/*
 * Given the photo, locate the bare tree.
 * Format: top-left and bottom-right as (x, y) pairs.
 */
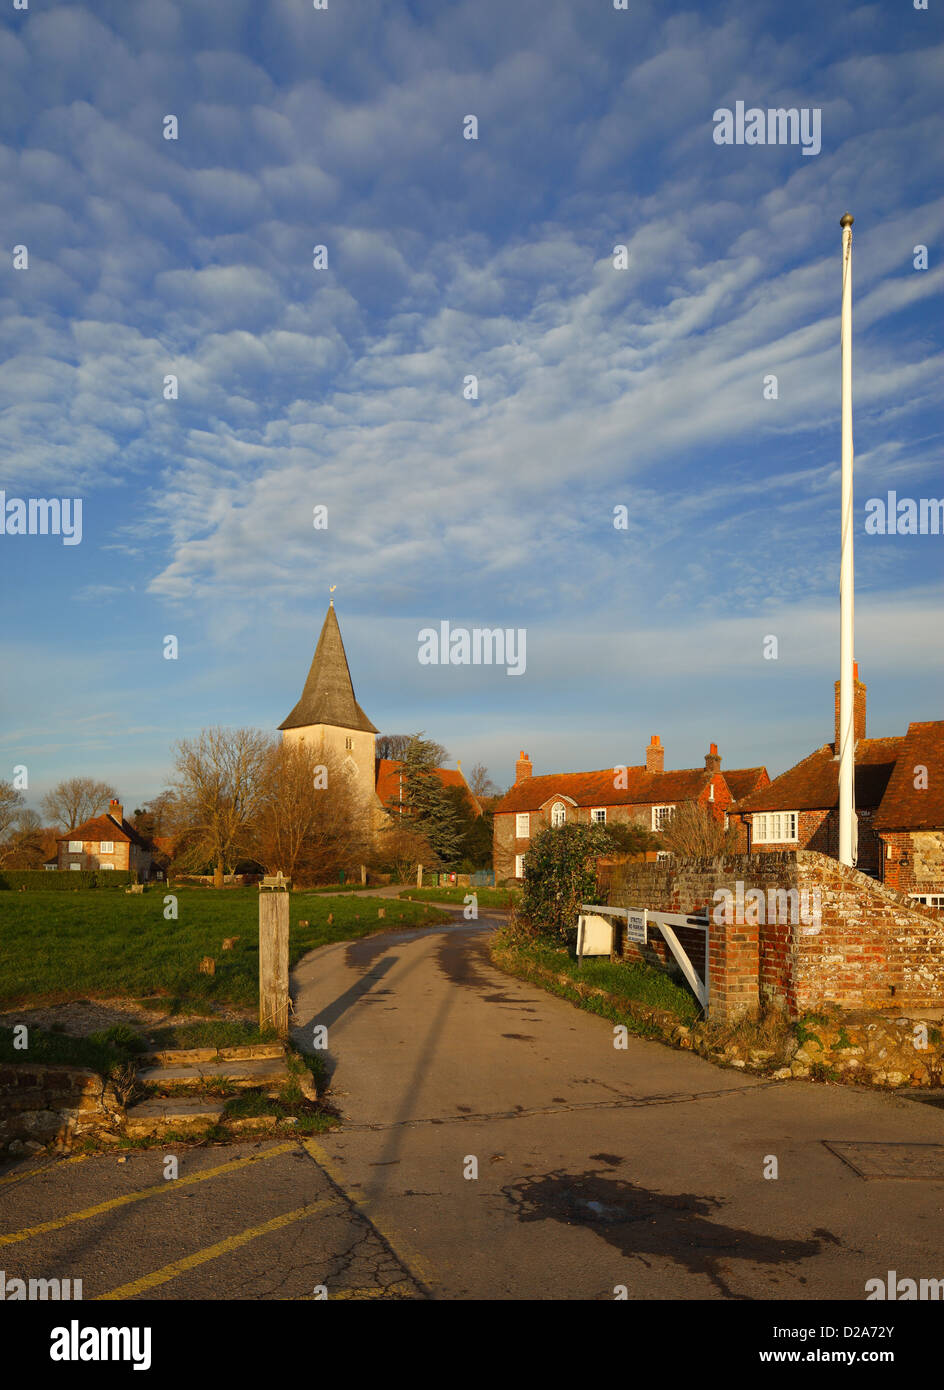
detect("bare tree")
(656, 801), (741, 858)
(250, 742), (368, 883)
(40, 777), (117, 830)
(468, 762), (499, 799)
(373, 821), (434, 884)
(0, 779), (24, 845)
(171, 728), (272, 886)
(377, 732), (448, 766)
(0, 809), (48, 869)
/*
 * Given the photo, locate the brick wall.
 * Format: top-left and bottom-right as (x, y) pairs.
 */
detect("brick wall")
(606, 850), (944, 1020)
(881, 830), (944, 898)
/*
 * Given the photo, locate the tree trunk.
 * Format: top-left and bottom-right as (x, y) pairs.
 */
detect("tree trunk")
(213, 859), (224, 889)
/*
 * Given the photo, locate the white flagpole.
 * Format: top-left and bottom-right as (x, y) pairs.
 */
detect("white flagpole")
(838, 212), (857, 867)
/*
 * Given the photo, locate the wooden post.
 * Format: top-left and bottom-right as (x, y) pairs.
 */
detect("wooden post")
(259, 880), (290, 1038)
(360, 863), (367, 885)
(416, 863), (423, 888)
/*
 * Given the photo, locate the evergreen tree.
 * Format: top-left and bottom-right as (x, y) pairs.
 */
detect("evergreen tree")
(386, 734), (463, 867)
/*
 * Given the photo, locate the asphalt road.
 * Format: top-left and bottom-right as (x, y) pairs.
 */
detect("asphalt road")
(3, 914), (944, 1301)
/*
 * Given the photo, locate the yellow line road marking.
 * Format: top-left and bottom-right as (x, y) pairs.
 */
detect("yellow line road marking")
(97, 1197), (339, 1300)
(0, 1141), (296, 1249)
(301, 1137), (436, 1291)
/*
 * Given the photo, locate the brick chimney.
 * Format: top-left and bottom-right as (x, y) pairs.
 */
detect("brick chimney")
(704, 742), (721, 775)
(645, 735), (664, 775)
(834, 663), (866, 751)
(108, 799), (123, 825)
(515, 751), (532, 783)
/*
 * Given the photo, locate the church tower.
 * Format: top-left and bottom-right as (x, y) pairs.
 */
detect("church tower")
(278, 603), (378, 811)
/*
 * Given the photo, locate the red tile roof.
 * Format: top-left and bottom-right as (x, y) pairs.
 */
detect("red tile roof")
(374, 760), (481, 815)
(496, 765), (765, 814)
(723, 767), (769, 800)
(734, 737), (904, 814)
(874, 721), (944, 830)
(56, 813), (151, 849)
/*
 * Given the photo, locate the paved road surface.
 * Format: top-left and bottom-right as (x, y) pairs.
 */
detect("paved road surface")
(3, 914), (944, 1300)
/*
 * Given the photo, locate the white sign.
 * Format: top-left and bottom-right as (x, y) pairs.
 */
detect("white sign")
(576, 914), (613, 958)
(625, 910), (647, 944)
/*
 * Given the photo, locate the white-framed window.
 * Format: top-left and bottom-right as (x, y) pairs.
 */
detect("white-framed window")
(724, 812), (730, 830)
(911, 894), (944, 909)
(68, 840), (82, 852)
(99, 841), (114, 855)
(709, 784), (715, 801)
(590, 808), (606, 824)
(752, 812), (799, 844)
(101, 863), (115, 870)
(656, 850), (672, 862)
(69, 863), (81, 871)
(551, 802), (566, 828)
(515, 854), (526, 878)
(652, 805), (675, 831)
(515, 813), (530, 838)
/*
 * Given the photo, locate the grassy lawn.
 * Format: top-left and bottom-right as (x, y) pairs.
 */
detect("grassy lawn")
(490, 930), (699, 1028)
(0, 887), (449, 1010)
(399, 885), (520, 909)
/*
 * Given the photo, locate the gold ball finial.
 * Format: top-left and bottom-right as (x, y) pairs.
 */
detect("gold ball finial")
(840, 213), (854, 228)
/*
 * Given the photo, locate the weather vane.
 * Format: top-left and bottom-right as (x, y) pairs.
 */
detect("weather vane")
(329, 584), (336, 606)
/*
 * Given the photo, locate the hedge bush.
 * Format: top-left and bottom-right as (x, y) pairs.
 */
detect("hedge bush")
(0, 869), (138, 891)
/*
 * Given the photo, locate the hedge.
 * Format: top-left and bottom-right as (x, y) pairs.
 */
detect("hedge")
(0, 869), (138, 891)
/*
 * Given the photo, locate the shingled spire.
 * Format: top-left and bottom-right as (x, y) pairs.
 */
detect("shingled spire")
(279, 605), (378, 734)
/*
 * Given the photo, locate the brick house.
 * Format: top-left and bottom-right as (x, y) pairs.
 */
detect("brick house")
(493, 738), (769, 882)
(56, 799), (154, 879)
(733, 675), (944, 905)
(873, 721), (944, 908)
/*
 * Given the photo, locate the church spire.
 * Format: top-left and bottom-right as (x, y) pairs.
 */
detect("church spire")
(278, 605), (378, 734)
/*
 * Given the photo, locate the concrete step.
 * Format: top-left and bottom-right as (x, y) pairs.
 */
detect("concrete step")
(124, 1097), (225, 1138)
(141, 1043), (285, 1067)
(137, 1057), (290, 1090)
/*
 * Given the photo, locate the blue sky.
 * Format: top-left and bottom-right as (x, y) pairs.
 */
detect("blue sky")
(1, 0), (941, 812)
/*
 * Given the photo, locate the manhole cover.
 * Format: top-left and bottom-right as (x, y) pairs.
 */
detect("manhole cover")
(824, 1141), (944, 1180)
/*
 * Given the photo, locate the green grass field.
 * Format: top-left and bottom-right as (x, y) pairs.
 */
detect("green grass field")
(398, 885), (520, 909)
(0, 888), (450, 1009)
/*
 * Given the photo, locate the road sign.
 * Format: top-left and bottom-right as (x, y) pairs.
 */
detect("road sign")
(625, 909), (647, 944)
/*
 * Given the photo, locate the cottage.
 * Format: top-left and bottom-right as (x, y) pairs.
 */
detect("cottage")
(55, 800), (153, 878)
(493, 738), (769, 882)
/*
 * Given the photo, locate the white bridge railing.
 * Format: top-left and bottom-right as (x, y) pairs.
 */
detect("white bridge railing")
(577, 903), (709, 1010)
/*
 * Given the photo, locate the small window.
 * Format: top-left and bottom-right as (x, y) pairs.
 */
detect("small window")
(551, 802), (566, 828)
(911, 894), (944, 909)
(515, 854), (526, 878)
(99, 841), (114, 855)
(101, 863), (115, 870)
(591, 808), (606, 824)
(68, 840), (82, 852)
(69, 863), (81, 871)
(657, 850), (672, 862)
(652, 805), (675, 831)
(345, 737), (353, 750)
(515, 813), (530, 838)
(753, 812), (799, 844)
